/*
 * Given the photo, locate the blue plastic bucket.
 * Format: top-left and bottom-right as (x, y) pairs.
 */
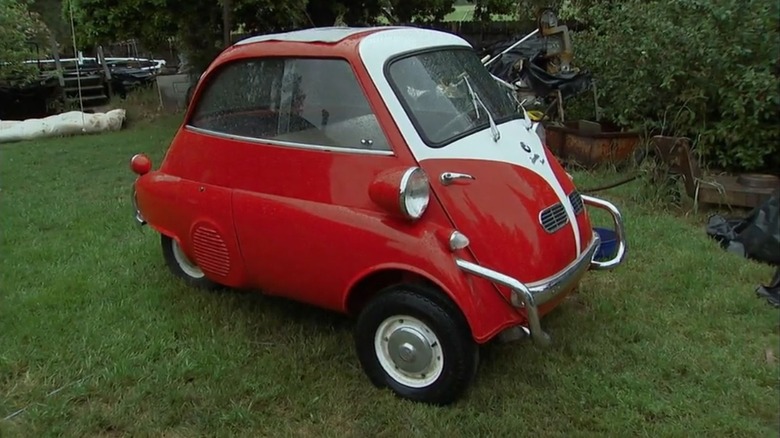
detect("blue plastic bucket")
(594, 227), (618, 261)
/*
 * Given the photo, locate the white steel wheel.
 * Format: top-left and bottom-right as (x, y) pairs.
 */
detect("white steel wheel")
(160, 234), (220, 290)
(354, 285), (479, 405)
(374, 314), (444, 388)
(171, 239), (205, 279)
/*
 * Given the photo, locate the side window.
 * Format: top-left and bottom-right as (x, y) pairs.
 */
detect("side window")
(189, 57), (390, 151)
(189, 59), (283, 139)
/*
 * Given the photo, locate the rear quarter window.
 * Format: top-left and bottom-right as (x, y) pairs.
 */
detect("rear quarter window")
(188, 57), (391, 152)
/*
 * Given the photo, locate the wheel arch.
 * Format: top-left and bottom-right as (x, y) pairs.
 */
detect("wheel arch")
(344, 264), (476, 337)
(146, 217), (247, 288)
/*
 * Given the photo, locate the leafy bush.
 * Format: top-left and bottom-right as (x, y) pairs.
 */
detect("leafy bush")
(0, 0), (47, 84)
(567, 0), (780, 171)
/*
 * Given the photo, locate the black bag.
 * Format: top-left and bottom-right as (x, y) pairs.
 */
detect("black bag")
(756, 268), (780, 307)
(706, 188), (780, 266)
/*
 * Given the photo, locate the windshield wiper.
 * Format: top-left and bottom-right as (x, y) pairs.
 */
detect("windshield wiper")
(462, 75), (500, 142)
(461, 75), (480, 118)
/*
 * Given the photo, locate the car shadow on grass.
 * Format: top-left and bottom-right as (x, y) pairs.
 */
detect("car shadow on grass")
(203, 285), (354, 331)
(173, 277), (617, 396)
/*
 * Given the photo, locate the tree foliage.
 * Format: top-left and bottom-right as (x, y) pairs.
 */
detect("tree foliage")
(66, 0), (316, 71)
(0, 0), (50, 83)
(67, 0), (349, 72)
(387, 0), (454, 24)
(68, 0), (521, 74)
(473, 0), (515, 22)
(30, 0), (70, 43)
(567, 0), (780, 171)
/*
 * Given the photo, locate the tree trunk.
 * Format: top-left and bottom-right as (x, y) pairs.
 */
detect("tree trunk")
(222, 0), (232, 47)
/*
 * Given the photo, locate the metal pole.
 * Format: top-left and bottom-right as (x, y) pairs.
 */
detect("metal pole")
(483, 28), (540, 67)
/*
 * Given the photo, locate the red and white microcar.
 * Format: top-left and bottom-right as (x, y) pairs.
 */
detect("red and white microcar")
(130, 26), (626, 405)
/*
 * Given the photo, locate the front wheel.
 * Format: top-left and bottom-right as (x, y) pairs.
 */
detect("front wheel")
(354, 285), (479, 405)
(160, 234), (220, 290)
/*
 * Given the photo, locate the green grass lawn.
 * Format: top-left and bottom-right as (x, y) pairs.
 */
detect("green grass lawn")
(1, 114), (778, 436)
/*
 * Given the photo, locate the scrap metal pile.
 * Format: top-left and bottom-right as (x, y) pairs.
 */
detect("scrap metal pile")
(479, 8), (594, 122)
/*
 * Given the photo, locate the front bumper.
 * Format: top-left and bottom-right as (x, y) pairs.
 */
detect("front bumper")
(455, 194), (626, 346)
(131, 185), (146, 227)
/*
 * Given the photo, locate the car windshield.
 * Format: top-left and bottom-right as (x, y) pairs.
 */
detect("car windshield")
(386, 47), (520, 147)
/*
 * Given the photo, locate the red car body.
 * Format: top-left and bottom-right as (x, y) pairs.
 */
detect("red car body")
(130, 26), (626, 404)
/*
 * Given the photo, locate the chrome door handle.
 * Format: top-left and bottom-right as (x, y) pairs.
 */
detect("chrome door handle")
(440, 172), (476, 185)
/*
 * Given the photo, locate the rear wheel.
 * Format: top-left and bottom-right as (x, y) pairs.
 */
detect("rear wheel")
(354, 285), (478, 405)
(160, 234), (219, 290)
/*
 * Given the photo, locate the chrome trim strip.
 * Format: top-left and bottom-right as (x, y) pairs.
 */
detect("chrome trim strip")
(582, 195), (627, 270)
(398, 167), (416, 218)
(454, 232), (601, 347)
(184, 125), (396, 156)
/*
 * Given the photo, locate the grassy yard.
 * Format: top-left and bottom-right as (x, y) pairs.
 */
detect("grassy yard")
(441, 5), (516, 23)
(1, 114), (778, 437)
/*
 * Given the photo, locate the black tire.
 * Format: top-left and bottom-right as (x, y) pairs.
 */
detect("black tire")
(354, 284), (479, 405)
(160, 234), (220, 290)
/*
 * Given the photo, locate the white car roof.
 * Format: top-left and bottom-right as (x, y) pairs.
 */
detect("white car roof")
(233, 26), (473, 67)
(233, 26), (394, 46)
(233, 26), (471, 50)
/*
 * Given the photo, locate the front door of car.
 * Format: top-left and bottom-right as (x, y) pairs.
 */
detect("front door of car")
(369, 47), (589, 285)
(186, 56), (401, 310)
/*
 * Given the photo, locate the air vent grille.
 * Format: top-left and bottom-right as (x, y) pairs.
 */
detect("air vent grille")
(539, 202), (569, 233)
(569, 190), (584, 214)
(192, 226), (231, 278)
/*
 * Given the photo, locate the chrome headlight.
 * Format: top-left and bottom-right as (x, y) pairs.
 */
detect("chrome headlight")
(399, 167), (430, 220)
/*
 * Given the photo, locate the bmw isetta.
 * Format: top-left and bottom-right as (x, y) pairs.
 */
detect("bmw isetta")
(129, 26), (626, 405)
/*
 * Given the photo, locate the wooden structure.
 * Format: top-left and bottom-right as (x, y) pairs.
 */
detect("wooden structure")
(650, 135), (779, 210)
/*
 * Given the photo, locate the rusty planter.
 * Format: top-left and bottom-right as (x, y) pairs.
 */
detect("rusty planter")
(544, 120), (640, 168)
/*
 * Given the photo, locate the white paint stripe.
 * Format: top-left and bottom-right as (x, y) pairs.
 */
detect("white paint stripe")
(358, 29), (582, 254)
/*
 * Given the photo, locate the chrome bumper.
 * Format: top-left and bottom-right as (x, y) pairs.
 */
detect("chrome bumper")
(455, 195), (626, 346)
(583, 194), (626, 270)
(131, 185), (146, 227)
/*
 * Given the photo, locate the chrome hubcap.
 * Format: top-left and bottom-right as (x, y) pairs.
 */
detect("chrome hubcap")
(387, 327), (433, 374)
(374, 315), (443, 388)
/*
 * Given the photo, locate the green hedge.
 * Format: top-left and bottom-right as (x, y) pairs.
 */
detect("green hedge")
(567, 0), (780, 171)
